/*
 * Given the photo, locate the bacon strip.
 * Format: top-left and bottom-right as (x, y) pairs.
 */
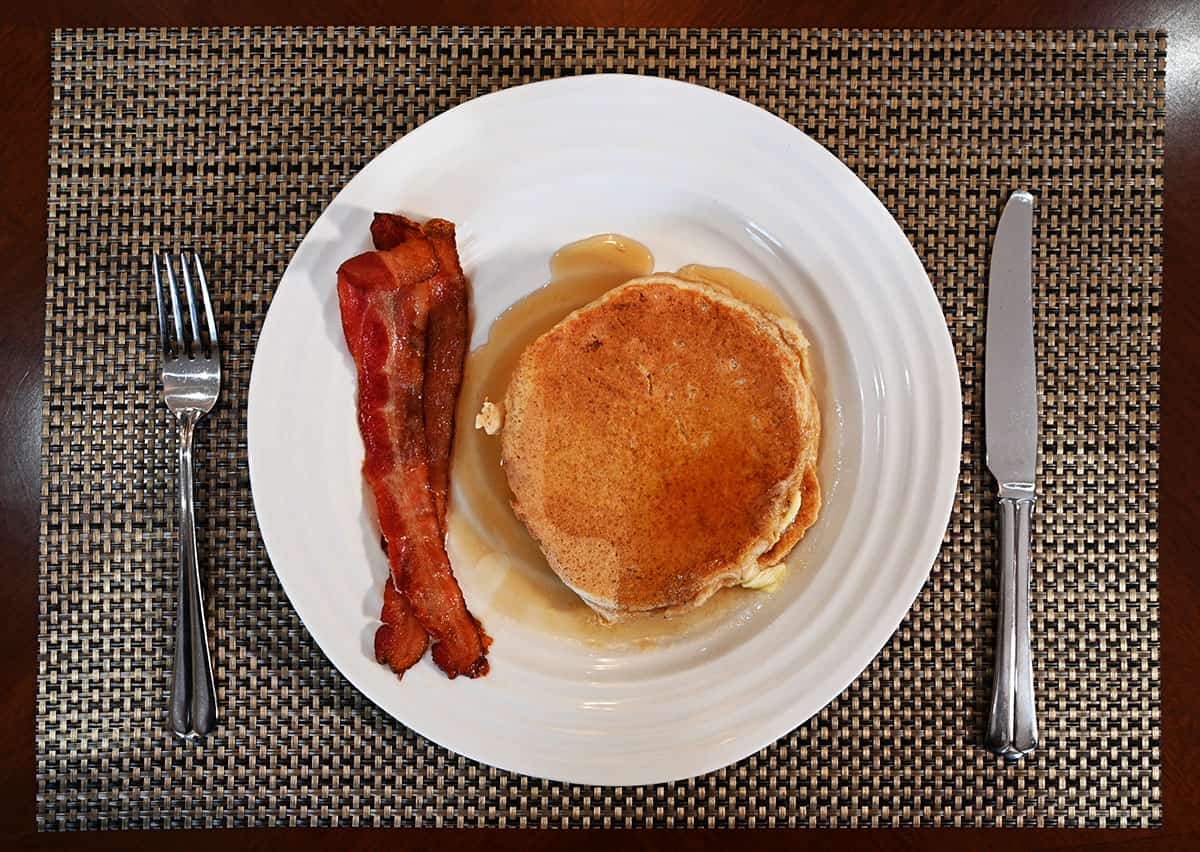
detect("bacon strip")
(337, 218), (488, 679)
(373, 548), (432, 674)
(370, 210), (423, 252)
(365, 215), (470, 675)
(338, 249), (432, 676)
(357, 215), (435, 676)
(372, 214), (468, 528)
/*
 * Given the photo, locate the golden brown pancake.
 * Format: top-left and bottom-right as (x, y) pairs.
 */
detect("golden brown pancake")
(671, 266), (823, 567)
(500, 274), (821, 620)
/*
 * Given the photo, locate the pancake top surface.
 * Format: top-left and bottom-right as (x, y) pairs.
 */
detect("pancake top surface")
(501, 275), (818, 616)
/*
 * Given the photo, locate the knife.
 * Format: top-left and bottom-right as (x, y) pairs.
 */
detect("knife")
(984, 190), (1039, 760)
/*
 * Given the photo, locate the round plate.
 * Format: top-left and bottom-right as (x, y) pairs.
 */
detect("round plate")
(247, 75), (961, 785)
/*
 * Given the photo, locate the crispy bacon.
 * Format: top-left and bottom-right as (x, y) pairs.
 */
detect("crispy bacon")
(370, 210), (423, 252)
(373, 552), (431, 675)
(337, 216), (488, 679)
(364, 215), (470, 674)
(372, 214), (468, 527)
(338, 254), (431, 676)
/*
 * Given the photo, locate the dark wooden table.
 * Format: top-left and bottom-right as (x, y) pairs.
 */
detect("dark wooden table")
(2, 2), (1197, 849)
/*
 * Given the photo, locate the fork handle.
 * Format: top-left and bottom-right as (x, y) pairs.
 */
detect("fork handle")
(985, 486), (1038, 759)
(170, 411), (218, 738)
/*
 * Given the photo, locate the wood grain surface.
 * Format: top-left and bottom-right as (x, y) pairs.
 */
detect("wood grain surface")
(2, 2), (1197, 849)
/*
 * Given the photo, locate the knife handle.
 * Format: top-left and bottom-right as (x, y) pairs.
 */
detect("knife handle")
(985, 486), (1038, 760)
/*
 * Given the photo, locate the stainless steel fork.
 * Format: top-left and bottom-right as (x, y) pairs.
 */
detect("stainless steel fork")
(152, 249), (221, 738)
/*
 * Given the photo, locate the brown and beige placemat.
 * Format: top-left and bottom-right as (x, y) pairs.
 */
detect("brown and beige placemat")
(38, 27), (1163, 829)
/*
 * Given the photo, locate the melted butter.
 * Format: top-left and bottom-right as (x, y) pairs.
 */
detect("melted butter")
(740, 562), (788, 591)
(447, 235), (796, 648)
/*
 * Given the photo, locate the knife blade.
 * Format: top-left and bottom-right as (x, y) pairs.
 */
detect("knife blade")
(985, 190), (1038, 489)
(984, 189), (1039, 760)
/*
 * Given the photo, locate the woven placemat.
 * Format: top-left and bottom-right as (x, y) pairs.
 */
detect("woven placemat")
(38, 26), (1163, 829)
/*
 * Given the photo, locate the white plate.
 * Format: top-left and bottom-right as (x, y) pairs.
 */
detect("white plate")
(247, 75), (961, 785)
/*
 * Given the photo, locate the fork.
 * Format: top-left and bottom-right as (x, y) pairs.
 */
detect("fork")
(152, 249), (221, 738)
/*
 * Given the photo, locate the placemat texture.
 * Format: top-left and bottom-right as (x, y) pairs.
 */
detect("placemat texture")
(39, 27), (1163, 829)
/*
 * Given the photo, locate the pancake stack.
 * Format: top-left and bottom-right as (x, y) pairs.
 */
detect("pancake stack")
(501, 273), (821, 620)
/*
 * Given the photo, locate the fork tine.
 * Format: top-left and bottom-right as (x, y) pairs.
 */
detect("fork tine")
(179, 248), (205, 357)
(162, 252), (186, 356)
(151, 253), (170, 357)
(191, 252), (219, 356)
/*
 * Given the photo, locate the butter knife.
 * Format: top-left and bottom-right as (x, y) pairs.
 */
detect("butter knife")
(984, 190), (1039, 760)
